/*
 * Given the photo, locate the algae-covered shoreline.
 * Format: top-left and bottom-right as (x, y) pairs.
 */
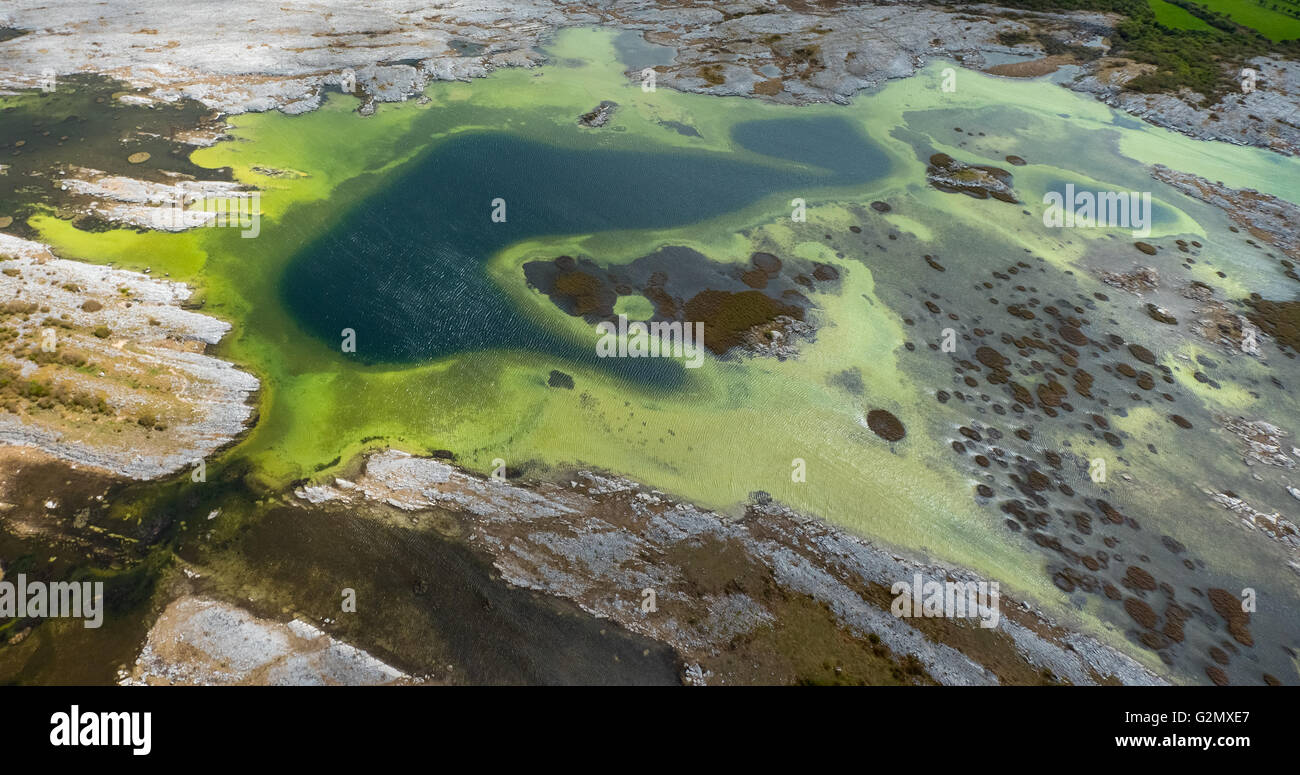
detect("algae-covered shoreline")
(2, 23), (1299, 686)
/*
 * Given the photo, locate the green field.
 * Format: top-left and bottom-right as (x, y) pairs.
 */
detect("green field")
(1147, 0), (1214, 30)
(1189, 0), (1300, 41)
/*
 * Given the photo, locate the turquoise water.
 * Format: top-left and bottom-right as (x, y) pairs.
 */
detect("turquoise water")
(280, 116), (890, 375)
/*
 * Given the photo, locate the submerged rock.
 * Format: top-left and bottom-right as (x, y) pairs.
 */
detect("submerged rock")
(866, 408), (906, 442)
(547, 369), (575, 389)
(578, 100), (618, 128)
(1101, 266), (1158, 295)
(925, 153), (1018, 203)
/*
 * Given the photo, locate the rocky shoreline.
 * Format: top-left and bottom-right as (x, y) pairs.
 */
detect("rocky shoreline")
(295, 449), (1165, 685)
(2, 2), (1298, 156)
(1073, 55), (1300, 157)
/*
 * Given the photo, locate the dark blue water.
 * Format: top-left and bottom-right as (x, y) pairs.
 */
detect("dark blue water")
(280, 116), (889, 381)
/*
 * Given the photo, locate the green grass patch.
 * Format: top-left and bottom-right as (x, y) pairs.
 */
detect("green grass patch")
(1148, 0), (1214, 30)
(1187, 0), (1300, 41)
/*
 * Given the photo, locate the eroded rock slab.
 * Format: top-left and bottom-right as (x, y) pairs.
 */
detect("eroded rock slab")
(59, 167), (258, 233)
(121, 596), (415, 685)
(0, 234), (258, 479)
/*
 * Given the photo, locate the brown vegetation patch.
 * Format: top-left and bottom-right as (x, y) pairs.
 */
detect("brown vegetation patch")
(683, 289), (803, 355)
(1245, 296), (1300, 352)
(866, 409), (905, 442)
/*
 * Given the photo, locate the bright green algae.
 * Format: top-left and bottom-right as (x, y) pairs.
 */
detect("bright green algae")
(20, 28), (1300, 682)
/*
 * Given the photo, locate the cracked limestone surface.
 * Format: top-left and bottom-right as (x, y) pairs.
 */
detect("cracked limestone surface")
(121, 596), (417, 686)
(298, 450), (1166, 686)
(5, 1), (1294, 154)
(0, 234), (259, 479)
